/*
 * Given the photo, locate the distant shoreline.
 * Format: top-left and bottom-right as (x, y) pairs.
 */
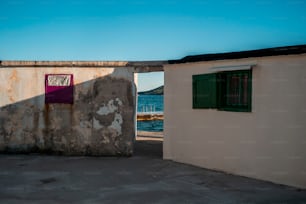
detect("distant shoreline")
(138, 85), (164, 95)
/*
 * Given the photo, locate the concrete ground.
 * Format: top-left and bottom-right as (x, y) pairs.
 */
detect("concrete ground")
(0, 134), (306, 204)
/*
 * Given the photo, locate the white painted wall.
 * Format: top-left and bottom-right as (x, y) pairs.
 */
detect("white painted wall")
(164, 54), (306, 188)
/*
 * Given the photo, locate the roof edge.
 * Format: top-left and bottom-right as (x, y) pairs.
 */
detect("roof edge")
(0, 61), (129, 67)
(168, 44), (306, 64)
(0, 60), (168, 68)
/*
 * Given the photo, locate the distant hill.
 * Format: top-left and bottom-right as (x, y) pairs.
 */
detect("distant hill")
(138, 85), (164, 95)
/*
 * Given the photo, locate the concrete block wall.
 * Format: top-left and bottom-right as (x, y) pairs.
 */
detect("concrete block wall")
(0, 67), (136, 156)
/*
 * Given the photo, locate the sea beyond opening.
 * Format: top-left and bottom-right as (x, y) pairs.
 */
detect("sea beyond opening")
(137, 94), (163, 132)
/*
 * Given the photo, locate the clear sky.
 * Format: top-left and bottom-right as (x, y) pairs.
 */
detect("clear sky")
(1, 0), (306, 91)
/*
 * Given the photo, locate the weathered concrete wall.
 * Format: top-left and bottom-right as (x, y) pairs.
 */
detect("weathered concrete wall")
(164, 54), (306, 188)
(0, 67), (136, 156)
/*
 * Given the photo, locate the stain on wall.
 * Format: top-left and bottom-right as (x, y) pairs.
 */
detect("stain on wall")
(0, 67), (136, 156)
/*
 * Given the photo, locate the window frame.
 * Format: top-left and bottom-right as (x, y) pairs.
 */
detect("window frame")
(192, 69), (252, 112)
(45, 74), (74, 104)
(217, 70), (252, 112)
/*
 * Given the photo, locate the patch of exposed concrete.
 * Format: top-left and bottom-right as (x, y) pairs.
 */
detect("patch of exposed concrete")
(91, 76), (135, 156)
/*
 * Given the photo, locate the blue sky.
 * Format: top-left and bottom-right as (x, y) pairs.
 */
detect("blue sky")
(1, 0), (306, 91)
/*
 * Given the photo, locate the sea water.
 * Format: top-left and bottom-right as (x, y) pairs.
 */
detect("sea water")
(137, 95), (164, 132)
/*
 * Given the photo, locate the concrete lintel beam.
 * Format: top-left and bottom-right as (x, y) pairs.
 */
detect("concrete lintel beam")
(133, 66), (164, 73)
(128, 61), (166, 73)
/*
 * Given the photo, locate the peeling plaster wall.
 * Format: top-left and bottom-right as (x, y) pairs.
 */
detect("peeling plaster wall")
(0, 67), (136, 156)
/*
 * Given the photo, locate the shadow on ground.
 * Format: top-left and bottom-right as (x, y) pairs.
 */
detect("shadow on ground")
(133, 138), (163, 158)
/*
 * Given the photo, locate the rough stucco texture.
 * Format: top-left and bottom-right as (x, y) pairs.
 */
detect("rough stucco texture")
(0, 67), (136, 156)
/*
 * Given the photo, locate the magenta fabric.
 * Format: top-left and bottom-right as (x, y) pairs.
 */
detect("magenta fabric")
(45, 74), (74, 104)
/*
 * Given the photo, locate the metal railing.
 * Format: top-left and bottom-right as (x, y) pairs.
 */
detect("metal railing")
(140, 104), (155, 113)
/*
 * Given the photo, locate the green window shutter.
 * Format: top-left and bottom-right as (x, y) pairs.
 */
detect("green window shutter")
(192, 73), (217, 109)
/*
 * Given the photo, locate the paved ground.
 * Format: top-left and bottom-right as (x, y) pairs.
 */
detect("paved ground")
(137, 131), (163, 138)
(0, 135), (306, 204)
